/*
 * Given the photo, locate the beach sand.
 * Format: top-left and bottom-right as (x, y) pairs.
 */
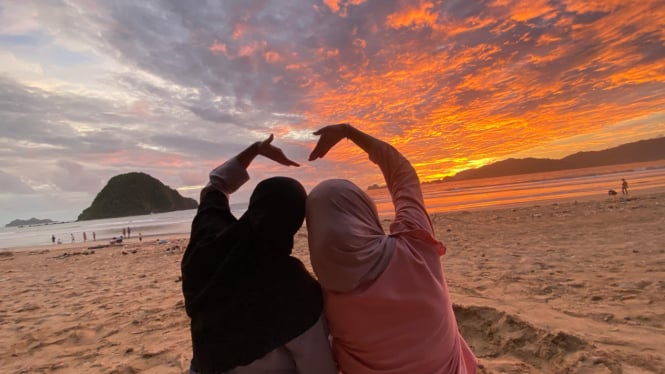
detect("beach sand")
(1, 192), (664, 373)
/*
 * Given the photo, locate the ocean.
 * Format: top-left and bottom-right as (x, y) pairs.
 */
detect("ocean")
(2, 160), (664, 250)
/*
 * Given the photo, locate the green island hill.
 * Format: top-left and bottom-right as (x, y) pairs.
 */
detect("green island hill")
(78, 172), (198, 221)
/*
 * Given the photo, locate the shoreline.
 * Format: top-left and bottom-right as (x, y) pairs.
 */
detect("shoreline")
(3, 186), (664, 252)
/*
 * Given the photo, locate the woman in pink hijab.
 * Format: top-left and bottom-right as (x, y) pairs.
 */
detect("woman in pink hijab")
(307, 124), (477, 374)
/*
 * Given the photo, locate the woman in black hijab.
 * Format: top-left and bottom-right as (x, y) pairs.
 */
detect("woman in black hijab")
(182, 135), (337, 374)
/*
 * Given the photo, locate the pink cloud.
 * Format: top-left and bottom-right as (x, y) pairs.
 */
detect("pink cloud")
(209, 41), (227, 54)
(264, 50), (281, 63)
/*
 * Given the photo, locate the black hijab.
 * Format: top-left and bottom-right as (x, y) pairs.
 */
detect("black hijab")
(181, 177), (323, 374)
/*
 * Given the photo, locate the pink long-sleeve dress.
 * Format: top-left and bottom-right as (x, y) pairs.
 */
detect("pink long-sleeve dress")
(317, 141), (477, 373)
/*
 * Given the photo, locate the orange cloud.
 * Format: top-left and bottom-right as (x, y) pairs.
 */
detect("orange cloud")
(506, 0), (556, 22)
(323, 0), (368, 16)
(292, 0), (665, 185)
(386, 1), (438, 29)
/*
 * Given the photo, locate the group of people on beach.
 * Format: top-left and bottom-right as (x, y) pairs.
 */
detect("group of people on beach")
(53, 228), (146, 246)
(181, 124), (477, 374)
(51, 231), (96, 244)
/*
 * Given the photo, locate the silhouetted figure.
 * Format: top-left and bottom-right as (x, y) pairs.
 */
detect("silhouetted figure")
(127, 227), (131, 238)
(182, 134), (336, 374)
(51, 234), (55, 244)
(139, 232), (142, 242)
(70, 233), (75, 243)
(622, 178), (629, 195)
(83, 232), (87, 242)
(93, 232), (96, 241)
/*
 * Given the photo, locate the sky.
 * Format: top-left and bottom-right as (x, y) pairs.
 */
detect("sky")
(1, 0), (664, 224)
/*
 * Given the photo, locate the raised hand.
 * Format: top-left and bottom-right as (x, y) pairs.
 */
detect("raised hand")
(257, 134), (300, 167)
(308, 123), (350, 161)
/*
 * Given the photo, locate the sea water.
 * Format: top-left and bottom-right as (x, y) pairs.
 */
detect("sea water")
(2, 160), (664, 250)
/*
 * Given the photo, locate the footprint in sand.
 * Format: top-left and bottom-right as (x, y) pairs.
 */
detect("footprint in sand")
(453, 304), (623, 373)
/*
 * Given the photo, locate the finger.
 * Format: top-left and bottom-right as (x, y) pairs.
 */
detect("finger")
(281, 155), (300, 167)
(308, 145), (321, 161)
(308, 149), (322, 161)
(313, 129), (322, 136)
(259, 134), (273, 148)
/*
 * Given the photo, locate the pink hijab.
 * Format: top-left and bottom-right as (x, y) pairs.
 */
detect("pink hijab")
(306, 179), (395, 292)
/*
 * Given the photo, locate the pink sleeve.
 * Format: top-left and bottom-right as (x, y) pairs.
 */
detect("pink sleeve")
(200, 157), (250, 199)
(367, 141), (434, 236)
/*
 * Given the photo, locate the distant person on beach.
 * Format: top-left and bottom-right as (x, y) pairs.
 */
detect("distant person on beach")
(306, 124), (477, 373)
(181, 135), (336, 374)
(122, 227), (126, 237)
(51, 234), (55, 244)
(622, 178), (629, 195)
(70, 233), (75, 243)
(138, 232), (142, 242)
(83, 232), (87, 242)
(127, 226), (131, 238)
(93, 231), (96, 241)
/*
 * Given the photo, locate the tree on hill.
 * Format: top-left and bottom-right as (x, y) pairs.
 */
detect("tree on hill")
(77, 172), (198, 221)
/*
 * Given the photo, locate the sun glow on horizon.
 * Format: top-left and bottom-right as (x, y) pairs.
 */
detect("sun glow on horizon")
(1, 0), (665, 223)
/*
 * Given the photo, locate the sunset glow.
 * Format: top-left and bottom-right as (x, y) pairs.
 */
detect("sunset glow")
(0, 0), (664, 222)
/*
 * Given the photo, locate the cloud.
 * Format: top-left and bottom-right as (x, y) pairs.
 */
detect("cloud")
(51, 160), (104, 193)
(0, 171), (34, 194)
(0, 0), (664, 224)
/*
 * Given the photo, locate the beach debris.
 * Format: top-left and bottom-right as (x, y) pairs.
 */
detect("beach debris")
(165, 245), (181, 252)
(0, 251), (14, 258)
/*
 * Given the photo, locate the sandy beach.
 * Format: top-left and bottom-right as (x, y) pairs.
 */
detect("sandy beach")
(1, 192), (664, 373)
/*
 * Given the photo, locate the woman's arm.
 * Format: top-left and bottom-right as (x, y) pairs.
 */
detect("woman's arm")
(182, 134), (300, 315)
(309, 124), (434, 235)
(204, 134), (299, 199)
